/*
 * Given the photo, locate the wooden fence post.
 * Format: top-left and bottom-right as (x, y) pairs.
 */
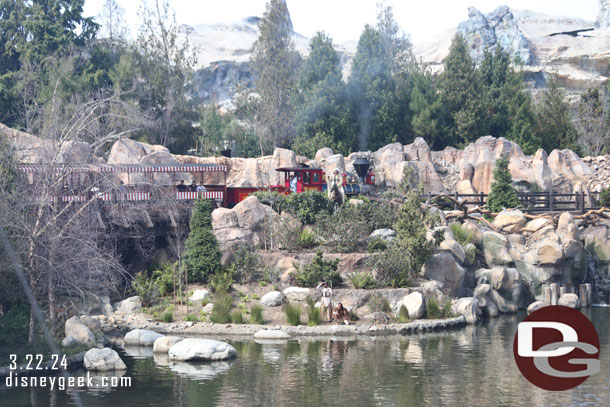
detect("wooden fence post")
(454, 191), (458, 210)
(575, 191), (579, 212)
(581, 191), (586, 214)
(549, 190), (554, 212)
(480, 192), (485, 207)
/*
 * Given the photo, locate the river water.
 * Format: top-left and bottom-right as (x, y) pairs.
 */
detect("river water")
(2, 308), (610, 407)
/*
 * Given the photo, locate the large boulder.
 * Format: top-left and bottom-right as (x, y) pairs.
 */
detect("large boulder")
(84, 348), (127, 371)
(260, 291), (285, 307)
(189, 289), (211, 303)
(168, 338), (236, 361)
(113, 296), (142, 314)
(451, 297), (479, 324)
(558, 293), (581, 309)
(64, 316), (96, 345)
(124, 329), (164, 346)
(439, 238), (466, 264)
(367, 229), (397, 243)
(153, 336), (183, 353)
(314, 147), (333, 163)
(557, 212), (580, 243)
(527, 300), (546, 314)
(283, 287), (311, 302)
(536, 240), (564, 265)
(421, 252), (466, 297)
(403, 292), (426, 319)
(474, 284), (499, 317)
(492, 210), (526, 233)
(482, 231), (512, 267)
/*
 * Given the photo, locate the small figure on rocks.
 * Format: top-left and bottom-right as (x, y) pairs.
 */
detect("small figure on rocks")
(316, 280), (333, 322)
(334, 303), (349, 325)
(327, 168), (345, 208)
(290, 175), (297, 194)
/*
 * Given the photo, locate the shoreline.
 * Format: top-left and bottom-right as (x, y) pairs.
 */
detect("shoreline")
(102, 315), (467, 339)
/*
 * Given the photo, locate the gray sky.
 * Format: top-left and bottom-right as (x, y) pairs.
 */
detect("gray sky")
(84, 0), (600, 44)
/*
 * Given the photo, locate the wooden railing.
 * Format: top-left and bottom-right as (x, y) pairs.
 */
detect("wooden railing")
(421, 191), (602, 214)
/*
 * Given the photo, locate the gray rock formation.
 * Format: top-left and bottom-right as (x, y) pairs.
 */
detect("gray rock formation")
(124, 329), (164, 346)
(597, 0), (610, 28)
(457, 6), (531, 64)
(84, 348), (127, 371)
(64, 316), (95, 345)
(153, 336), (183, 353)
(168, 338), (237, 361)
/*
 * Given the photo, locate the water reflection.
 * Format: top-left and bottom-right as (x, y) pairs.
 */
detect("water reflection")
(2, 308), (610, 406)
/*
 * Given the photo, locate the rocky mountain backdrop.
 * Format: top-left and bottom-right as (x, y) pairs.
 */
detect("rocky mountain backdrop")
(188, 2), (610, 111)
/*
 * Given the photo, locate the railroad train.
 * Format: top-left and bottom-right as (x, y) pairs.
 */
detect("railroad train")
(17, 157), (376, 208)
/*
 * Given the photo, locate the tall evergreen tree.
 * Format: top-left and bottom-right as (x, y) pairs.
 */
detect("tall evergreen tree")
(251, 0), (300, 149)
(185, 200), (222, 283)
(487, 155), (520, 212)
(293, 32), (356, 156)
(409, 64), (441, 148)
(438, 35), (485, 147)
(534, 76), (579, 153)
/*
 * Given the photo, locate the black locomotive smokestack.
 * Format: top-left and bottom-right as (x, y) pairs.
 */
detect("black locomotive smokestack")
(353, 157), (370, 183)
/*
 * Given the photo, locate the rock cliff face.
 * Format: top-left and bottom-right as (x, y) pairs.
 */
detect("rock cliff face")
(416, 4), (609, 96)
(6, 121), (608, 200)
(456, 6), (531, 64)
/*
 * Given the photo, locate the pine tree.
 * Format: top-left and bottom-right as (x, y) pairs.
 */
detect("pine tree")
(438, 35), (486, 147)
(487, 155), (520, 213)
(293, 32), (356, 156)
(185, 200), (222, 283)
(534, 76), (579, 153)
(409, 64), (441, 147)
(251, 0), (300, 149)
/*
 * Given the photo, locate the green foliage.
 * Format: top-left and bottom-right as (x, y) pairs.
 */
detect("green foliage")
(367, 238), (388, 253)
(600, 187), (610, 207)
(284, 303), (302, 326)
(535, 76), (580, 153)
(314, 204), (369, 252)
(449, 223), (474, 246)
(209, 267), (235, 293)
(297, 229), (317, 248)
(286, 191), (332, 224)
(575, 87), (609, 156)
(231, 247), (261, 283)
(348, 309), (359, 321)
(349, 271), (377, 289)
(396, 305), (410, 323)
(253, 191), (289, 213)
(230, 310), (245, 324)
(487, 156), (520, 213)
(367, 293), (391, 313)
(251, 0), (300, 148)
(464, 244), (477, 266)
(161, 311), (173, 323)
(185, 200), (222, 283)
(210, 292), (233, 324)
(183, 314), (199, 322)
(306, 298), (322, 326)
(358, 200), (398, 231)
(367, 244), (411, 288)
(250, 304), (264, 325)
(0, 133), (18, 193)
(152, 263), (176, 296)
(294, 250), (342, 287)
(426, 299), (453, 319)
(131, 272), (157, 307)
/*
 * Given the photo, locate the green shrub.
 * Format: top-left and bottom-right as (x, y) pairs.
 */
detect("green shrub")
(161, 312), (173, 323)
(349, 271), (376, 289)
(152, 263), (176, 296)
(396, 305), (410, 323)
(358, 200), (397, 231)
(253, 191), (289, 213)
(464, 244), (477, 266)
(185, 200), (222, 283)
(131, 272), (157, 307)
(449, 223), (474, 246)
(297, 228), (317, 248)
(286, 191), (332, 225)
(210, 292), (233, 324)
(426, 299), (453, 319)
(306, 298), (322, 326)
(367, 243), (411, 288)
(183, 314), (199, 322)
(230, 310), (245, 324)
(231, 248), (261, 283)
(487, 155), (520, 213)
(294, 250), (342, 287)
(367, 238), (387, 253)
(209, 267), (235, 293)
(348, 309), (359, 321)
(284, 303), (302, 326)
(368, 293), (391, 313)
(600, 187), (610, 207)
(314, 204), (369, 252)
(250, 304), (264, 324)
